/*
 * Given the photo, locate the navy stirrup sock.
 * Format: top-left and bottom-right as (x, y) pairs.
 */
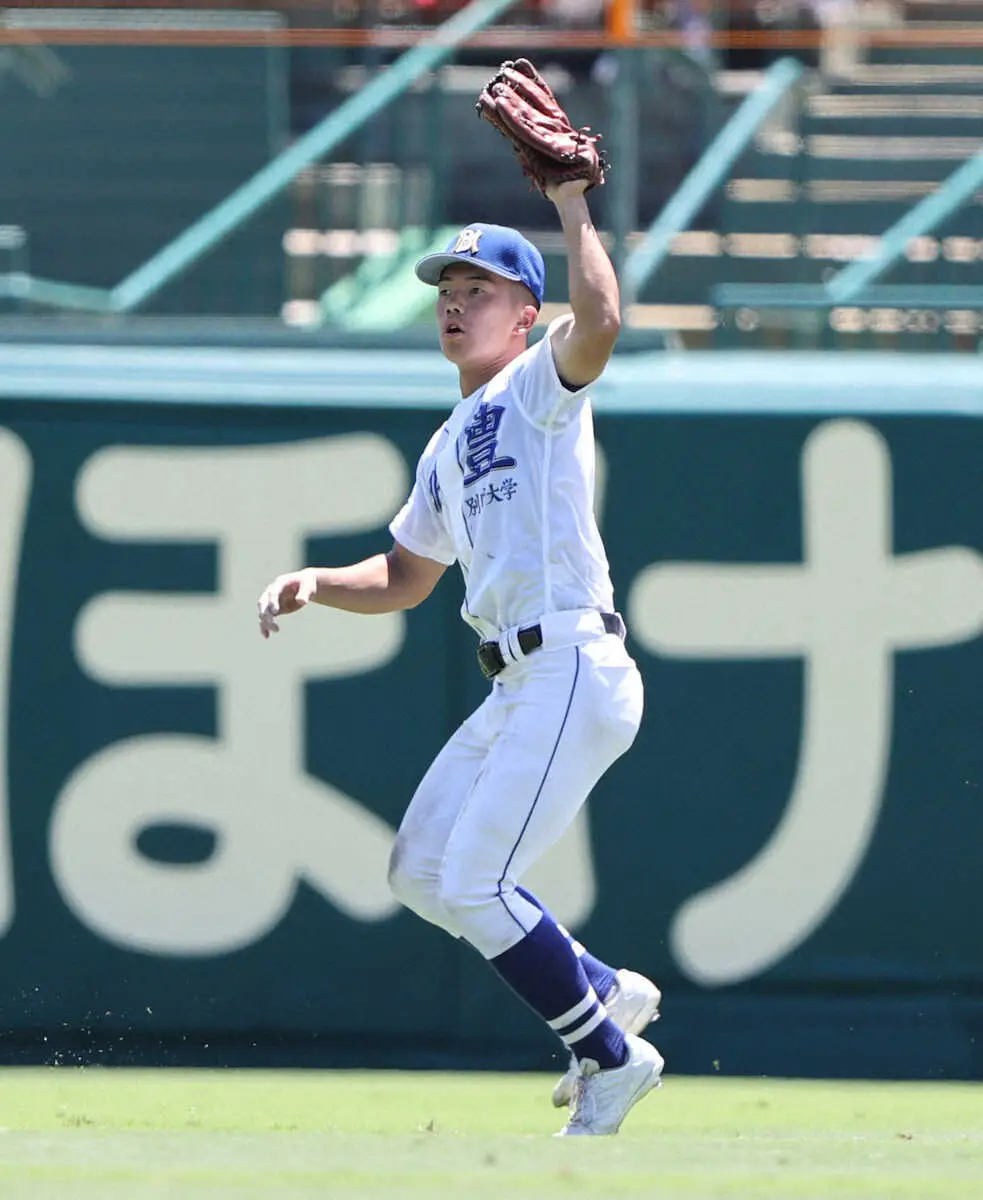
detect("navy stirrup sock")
(516, 885), (618, 1002)
(490, 909), (627, 1070)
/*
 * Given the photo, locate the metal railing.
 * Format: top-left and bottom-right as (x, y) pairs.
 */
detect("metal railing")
(711, 145), (983, 349)
(826, 148), (983, 304)
(621, 56), (804, 310)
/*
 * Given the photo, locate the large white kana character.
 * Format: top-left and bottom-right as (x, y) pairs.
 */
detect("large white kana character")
(628, 419), (983, 986)
(0, 428), (31, 939)
(51, 435), (409, 956)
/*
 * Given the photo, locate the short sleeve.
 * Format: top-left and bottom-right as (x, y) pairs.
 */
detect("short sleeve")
(388, 430), (457, 566)
(509, 317), (590, 429)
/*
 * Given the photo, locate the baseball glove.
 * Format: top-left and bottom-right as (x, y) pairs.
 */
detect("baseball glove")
(475, 58), (607, 197)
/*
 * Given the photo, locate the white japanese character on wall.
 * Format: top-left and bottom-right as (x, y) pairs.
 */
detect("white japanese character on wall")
(51, 435), (410, 956)
(629, 419), (983, 986)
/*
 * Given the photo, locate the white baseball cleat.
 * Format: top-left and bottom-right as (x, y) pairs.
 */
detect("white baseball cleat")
(555, 1032), (664, 1137)
(551, 969), (662, 1108)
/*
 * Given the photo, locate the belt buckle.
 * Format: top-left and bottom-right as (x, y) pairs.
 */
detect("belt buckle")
(603, 612), (626, 640)
(477, 623), (544, 680)
(477, 641), (505, 680)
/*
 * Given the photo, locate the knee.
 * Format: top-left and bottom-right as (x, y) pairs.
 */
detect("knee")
(387, 834), (448, 929)
(437, 857), (481, 919)
(387, 834), (421, 910)
(437, 880), (482, 929)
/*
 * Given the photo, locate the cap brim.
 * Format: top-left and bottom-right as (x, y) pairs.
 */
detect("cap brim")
(414, 252), (523, 287)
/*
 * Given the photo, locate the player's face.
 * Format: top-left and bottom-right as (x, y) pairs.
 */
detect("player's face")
(436, 265), (533, 369)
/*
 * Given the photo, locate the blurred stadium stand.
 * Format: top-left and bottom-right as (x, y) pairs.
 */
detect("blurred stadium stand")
(708, 0), (983, 349)
(0, 1), (980, 348)
(0, 6), (290, 315)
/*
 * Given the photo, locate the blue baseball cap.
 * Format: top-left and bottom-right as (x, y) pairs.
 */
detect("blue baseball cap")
(415, 223), (545, 308)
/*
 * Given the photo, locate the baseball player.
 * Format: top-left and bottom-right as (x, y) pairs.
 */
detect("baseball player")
(257, 179), (662, 1134)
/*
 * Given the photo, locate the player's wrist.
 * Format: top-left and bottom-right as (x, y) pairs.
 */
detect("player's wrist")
(302, 566), (325, 603)
(548, 179), (590, 204)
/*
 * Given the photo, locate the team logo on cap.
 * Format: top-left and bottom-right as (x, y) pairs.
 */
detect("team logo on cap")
(453, 228), (483, 255)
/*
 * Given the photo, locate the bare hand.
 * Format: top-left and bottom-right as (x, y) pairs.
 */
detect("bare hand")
(257, 569), (316, 639)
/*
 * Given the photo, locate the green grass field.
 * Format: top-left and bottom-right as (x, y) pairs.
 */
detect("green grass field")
(0, 1068), (979, 1198)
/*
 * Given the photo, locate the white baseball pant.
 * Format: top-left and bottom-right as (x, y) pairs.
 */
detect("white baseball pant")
(388, 627), (644, 959)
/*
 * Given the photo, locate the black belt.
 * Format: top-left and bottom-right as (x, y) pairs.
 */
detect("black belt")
(477, 612), (625, 680)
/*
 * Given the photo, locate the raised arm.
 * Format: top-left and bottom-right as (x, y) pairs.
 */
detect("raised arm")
(257, 540), (447, 638)
(546, 178), (621, 389)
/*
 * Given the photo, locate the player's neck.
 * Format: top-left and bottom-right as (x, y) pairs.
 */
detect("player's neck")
(457, 345), (526, 398)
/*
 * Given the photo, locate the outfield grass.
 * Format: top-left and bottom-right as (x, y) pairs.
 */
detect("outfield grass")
(0, 1068), (979, 1198)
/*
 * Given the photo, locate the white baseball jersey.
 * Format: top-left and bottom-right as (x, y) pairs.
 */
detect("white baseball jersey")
(390, 320), (614, 641)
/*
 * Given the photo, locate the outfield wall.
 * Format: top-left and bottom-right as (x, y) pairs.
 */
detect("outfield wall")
(0, 344), (981, 1080)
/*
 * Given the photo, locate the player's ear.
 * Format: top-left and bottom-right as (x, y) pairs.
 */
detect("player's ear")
(515, 304), (538, 334)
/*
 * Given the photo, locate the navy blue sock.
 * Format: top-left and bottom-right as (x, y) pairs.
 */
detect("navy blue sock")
(490, 908), (627, 1070)
(516, 886), (618, 1002)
